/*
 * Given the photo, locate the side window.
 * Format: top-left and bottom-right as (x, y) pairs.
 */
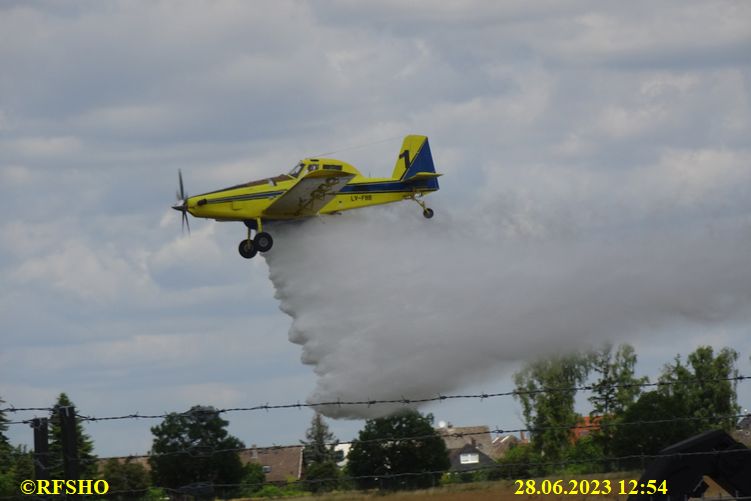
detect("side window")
(289, 163), (305, 177)
(308, 164), (318, 172)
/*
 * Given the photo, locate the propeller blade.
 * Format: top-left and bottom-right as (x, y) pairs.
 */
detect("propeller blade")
(178, 169), (185, 201)
(174, 169), (190, 235)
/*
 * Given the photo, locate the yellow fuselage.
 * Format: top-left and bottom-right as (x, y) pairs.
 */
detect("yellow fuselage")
(186, 158), (429, 222)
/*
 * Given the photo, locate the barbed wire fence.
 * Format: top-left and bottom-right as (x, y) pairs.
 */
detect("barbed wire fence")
(1, 374), (749, 499)
(6, 375), (748, 424)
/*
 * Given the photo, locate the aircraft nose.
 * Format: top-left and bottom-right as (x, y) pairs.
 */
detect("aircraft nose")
(172, 201), (187, 212)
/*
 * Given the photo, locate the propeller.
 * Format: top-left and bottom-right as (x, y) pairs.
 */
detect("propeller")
(172, 169), (191, 234)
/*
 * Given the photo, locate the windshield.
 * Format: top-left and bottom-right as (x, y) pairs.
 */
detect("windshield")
(288, 162), (305, 177)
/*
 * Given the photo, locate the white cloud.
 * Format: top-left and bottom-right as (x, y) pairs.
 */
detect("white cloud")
(552, 3), (751, 65)
(0, 165), (35, 185)
(2, 136), (82, 157)
(649, 148), (751, 206)
(10, 238), (154, 304)
(2, 0), (750, 456)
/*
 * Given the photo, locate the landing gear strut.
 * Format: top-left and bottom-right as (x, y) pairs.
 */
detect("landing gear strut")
(238, 219), (274, 259)
(408, 193), (435, 219)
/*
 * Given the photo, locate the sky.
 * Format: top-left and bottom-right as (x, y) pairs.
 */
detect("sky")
(1, 0), (750, 458)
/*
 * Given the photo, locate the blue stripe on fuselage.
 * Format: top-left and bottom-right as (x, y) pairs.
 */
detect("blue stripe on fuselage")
(341, 181), (407, 193)
(342, 179), (437, 193)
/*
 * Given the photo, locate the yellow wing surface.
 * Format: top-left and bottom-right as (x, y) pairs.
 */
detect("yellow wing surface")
(263, 169), (355, 217)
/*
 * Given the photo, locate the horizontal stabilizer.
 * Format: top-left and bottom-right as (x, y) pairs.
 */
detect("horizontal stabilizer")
(404, 172), (442, 183)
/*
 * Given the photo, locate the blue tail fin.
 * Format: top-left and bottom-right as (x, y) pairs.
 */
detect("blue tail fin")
(392, 135), (441, 190)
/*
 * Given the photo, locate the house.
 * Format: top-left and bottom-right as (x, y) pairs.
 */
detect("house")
(738, 414), (751, 432)
(96, 455), (151, 474)
(437, 424), (494, 454)
(734, 413), (751, 447)
(436, 423), (512, 470)
(238, 446), (303, 484)
(571, 415), (601, 442)
(489, 433), (521, 459)
(96, 446), (304, 485)
(447, 443), (496, 473)
(334, 443), (351, 468)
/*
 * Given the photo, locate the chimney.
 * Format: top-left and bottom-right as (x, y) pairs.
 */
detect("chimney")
(520, 431), (526, 442)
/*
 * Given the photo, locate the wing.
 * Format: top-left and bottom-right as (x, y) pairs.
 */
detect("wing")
(263, 169), (355, 217)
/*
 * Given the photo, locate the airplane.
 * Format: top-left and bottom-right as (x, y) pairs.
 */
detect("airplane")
(172, 134), (441, 259)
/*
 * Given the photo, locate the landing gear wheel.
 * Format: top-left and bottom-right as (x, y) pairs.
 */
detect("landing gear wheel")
(238, 239), (257, 259)
(253, 232), (274, 253)
(423, 208), (434, 219)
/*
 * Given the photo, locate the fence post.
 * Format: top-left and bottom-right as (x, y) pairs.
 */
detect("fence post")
(31, 418), (50, 481)
(58, 406), (80, 482)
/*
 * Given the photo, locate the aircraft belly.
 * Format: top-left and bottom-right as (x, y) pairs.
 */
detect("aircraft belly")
(192, 198), (270, 220)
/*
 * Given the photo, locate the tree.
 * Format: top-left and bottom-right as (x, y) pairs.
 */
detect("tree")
(48, 393), (98, 478)
(494, 443), (544, 479)
(513, 354), (590, 467)
(300, 413), (339, 493)
(302, 413), (338, 465)
(562, 435), (605, 474)
(658, 346), (740, 433)
(149, 405), (247, 499)
(238, 463), (265, 496)
(0, 403), (13, 499)
(304, 461), (340, 494)
(1, 446), (34, 499)
(587, 343), (648, 458)
(610, 390), (695, 470)
(588, 343), (646, 417)
(0, 396), (11, 473)
(100, 457), (151, 500)
(347, 410), (449, 491)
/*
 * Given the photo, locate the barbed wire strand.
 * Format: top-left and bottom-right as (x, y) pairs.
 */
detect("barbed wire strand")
(3, 374), (748, 424)
(88, 412), (749, 463)
(5, 411), (747, 466)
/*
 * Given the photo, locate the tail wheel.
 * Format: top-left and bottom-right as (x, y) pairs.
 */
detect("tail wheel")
(238, 239), (257, 259)
(423, 208), (434, 219)
(254, 232), (274, 253)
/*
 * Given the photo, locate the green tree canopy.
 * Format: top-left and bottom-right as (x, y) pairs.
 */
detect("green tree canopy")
(48, 393), (98, 478)
(300, 413), (339, 493)
(347, 410), (449, 491)
(301, 412), (338, 465)
(0, 396), (11, 472)
(587, 343), (648, 458)
(0, 398), (14, 499)
(588, 343), (646, 417)
(149, 405), (247, 499)
(100, 457), (151, 500)
(513, 354), (590, 465)
(658, 345), (740, 432)
(610, 390), (695, 469)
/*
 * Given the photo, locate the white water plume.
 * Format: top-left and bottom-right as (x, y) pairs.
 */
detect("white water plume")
(264, 200), (751, 419)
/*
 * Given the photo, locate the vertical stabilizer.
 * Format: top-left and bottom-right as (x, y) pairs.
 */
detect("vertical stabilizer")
(391, 135), (439, 191)
(392, 135), (435, 178)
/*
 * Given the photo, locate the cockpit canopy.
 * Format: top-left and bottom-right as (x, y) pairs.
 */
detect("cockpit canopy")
(288, 162), (305, 178)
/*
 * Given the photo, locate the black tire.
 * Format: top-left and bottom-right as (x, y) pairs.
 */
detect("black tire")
(423, 208), (434, 219)
(254, 232), (274, 253)
(238, 239), (257, 259)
